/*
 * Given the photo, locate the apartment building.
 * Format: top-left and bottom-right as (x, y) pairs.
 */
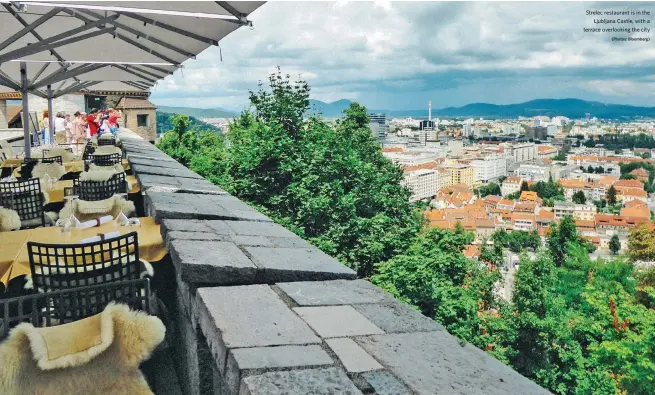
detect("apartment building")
(440, 164), (476, 189)
(402, 169), (438, 202)
(537, 145), (558, 159)
(471, 155), (507, 184)
(553, 201), (597, 221)
(515, 164), (551, 182)
(503, 142), (537, 165)
(501, 176), (523, 196)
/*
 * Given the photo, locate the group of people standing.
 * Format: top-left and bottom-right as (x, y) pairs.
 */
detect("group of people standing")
(40, 108), (121, 153)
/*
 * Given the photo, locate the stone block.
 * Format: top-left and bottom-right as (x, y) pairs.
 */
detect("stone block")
(148, 192), (272, 222)
(226, 346), (333, 395)
(169, 239), (257, 285)
(223, 220), (298, 238)
(161, 219), (213, 233)
(362, 371), (413, 395)
(137, 173), (226, 195)
(277, 279), (389, 306)
(246, 247), (356, 282)
(196, 285), (321, 372)
(129, 157), (186, 169)
(293, 306), (384, 338)
(231, 235), (275, 247)
(166, 230), (227, 243)
(131, 163), (204, 179)
(239, 368), (360, 395)
(326, 338), (383, 373)
(352, 300), (442, 333)
(356, 332), (551, 395)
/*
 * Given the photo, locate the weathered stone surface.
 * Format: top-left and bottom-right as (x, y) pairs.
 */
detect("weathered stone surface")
(278, 280), (389, 306)
(166, 230), (227, 242)
(326, 338), (383, 373)
(169, 240), (257, 285)
(226, 346), (333, 395)
(197, 285), (320, 350)
(357, 332), (551, 395)
(131, 163), (204, 179)
(294, 306), (384, 338)
(246, 247), (356, 282)
(362, 371), (413, 395)
(129, 157), (186, 169)
(230, 235), (275, 247)
(239, 368), (360, 395)
(161, 219), (213, 233)
(147, 192), (272, 222)
(137, 173), (226, 195)
(223, 220), (298, 238)
(352, 300), (442, 333)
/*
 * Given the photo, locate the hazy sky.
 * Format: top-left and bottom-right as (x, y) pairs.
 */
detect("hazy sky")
(149, 1), (655, 111)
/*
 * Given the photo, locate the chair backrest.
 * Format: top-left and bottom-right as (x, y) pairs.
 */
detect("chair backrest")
(0, 178), (45, 226)
(41, 155), (63, 165)
(20, 158), (39, 179)
(97, 136), (116, 146)
(69, 173), (127, 201)
(82, 142), (96, 160)
(0, 278), (151, 341)
(92, 153), (121, 166)
(28, 231), (141, 293)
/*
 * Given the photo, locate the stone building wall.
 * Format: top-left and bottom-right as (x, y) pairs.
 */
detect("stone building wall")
(27, 93), (85, 116)
(0, 100), (7, 128)
(122, 109), (156, 142)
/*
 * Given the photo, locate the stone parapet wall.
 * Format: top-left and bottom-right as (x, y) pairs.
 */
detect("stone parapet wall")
(120, 133), (551, 395)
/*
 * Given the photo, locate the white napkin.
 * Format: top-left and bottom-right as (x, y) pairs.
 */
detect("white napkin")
(79, 231), (121, 244)
(77, 215), (114, 229)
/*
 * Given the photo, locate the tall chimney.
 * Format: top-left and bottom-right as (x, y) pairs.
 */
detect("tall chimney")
(428, 100), (432, 121)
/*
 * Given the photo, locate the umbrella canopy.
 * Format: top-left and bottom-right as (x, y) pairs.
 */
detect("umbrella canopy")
(0, 0), (264, 155)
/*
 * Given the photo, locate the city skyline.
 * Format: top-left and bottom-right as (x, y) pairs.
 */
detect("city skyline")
(150, 1), (655, 111)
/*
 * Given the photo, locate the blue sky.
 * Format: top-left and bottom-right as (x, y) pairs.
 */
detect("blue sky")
(150, 1), (655, 111)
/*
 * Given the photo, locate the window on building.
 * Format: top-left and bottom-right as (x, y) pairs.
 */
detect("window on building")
(137, 114), (149, 127)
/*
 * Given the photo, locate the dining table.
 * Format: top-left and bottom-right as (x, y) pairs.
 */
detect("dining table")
(0, 217), (166, 288)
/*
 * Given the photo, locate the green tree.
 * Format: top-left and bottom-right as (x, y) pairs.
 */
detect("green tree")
(607, 186), (618, 205)
(586, 165), (594, 173)
(572, 191), (586, 204)
(628, 224), (655, 262)
(609, 234), (621, 255)
(478, 182), (501, 197)
(547, 215), (578, 267)
(520, 181), (529, 192)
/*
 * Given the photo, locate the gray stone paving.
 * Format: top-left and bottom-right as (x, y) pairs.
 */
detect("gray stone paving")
(239, 368), (361, 395)
(120, 135), (553, 395)
(293, 306), (385, 338)
(357, 332), (552, 395)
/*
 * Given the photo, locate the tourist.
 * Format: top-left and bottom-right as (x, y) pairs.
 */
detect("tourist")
(70, 111), (86, 154)
(87, 108), (100, 137)
(108, 108), (120, 136)
(38, 110), (50, 145)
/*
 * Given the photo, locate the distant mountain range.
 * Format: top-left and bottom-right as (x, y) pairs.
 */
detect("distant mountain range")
(156, 105), (236, 118)
(309, 98), (655, 119)
(155, 99), (655, 120)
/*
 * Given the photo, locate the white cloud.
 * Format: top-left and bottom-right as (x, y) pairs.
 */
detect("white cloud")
(150, 1), (655, 109)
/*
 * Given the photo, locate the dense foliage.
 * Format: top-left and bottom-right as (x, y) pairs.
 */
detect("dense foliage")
(477, 182), (501, 197)
(156, 112), (221, 136)
(159, 70), (421, 277)
(584, 133), (655, 149)
(158, 71), (655, 395)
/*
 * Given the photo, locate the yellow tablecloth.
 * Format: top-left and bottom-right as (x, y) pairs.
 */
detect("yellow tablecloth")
(43, 175), (140, 203)
(0, 217), (166, 287)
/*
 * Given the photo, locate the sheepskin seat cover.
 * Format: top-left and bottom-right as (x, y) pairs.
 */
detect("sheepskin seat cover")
(32, 162), (66, 182)
(88, 163), (124, 173)
(0, 207), (21, 231)
(93, 146), (122, 156)
(59, 195), (135, 222)
(43, 147), (75, 162)
(0, 303), (165, 395)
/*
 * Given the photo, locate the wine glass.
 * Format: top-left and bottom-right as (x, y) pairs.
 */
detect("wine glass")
(115, 192), (129, 226)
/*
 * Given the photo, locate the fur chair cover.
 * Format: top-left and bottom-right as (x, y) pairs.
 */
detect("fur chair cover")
(32, 162), (66, 182)
(43, 147), (75, 162)
(88, 163), (124, 173)
(93, 146), (121, 156)
(0, 303), (164, 395)
(0, 207), (21, 231)
(59, 195), (135, 222)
